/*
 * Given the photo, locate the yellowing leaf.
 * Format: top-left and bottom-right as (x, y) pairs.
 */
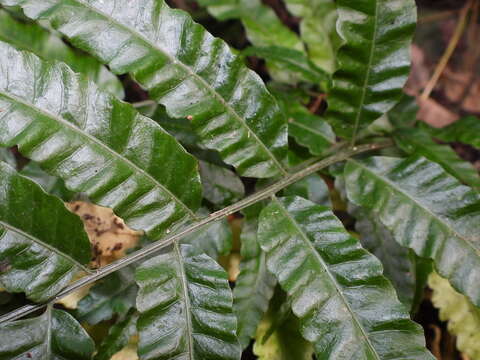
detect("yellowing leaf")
(110, 337), (139, 360)
(68, 202), (142, 267)
(56, 272), (92, 310)
(253, 311), (312, 360)
(429, 272), (480, 360)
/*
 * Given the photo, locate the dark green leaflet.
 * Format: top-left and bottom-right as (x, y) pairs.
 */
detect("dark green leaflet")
(0, 161), (90, 302)
(326, 0), (417, 139)
(0, 41), (202, 241)
(233, 218), (276, 348)
(345, 156), (480, 306)
(258, 196), (434, 359)
(136, 243), (241, 359)
(0, 8), (124, 98)
(4, 0), (288, 178)
(0, 307), (95, 359)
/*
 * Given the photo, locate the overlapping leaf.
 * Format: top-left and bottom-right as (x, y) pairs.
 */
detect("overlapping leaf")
(4, 0), (288, 178)
(258, 196), (433, 359)
(0, 307), (95, 359)
(284, 0), (340, 73)
(233, 218), (276, 348)
(253, 304), (313, 360)
(95, 313), (138, 360)
(0, 161), (90, 302)
(352, 206), (416, 308)
(243, 46), (328, 84)
(76, 269), (137, 325)
(422, 115), (480, 149)
(326, 0), (417, 139)
(284, 174), (331, 207)
(287, 107), (335, 156)
(0, 148), (16, 167)
(181, 210), (233, 259)
(199, 0), (308, 84)
(199, 161), (245, 207)
(136, 243), (241, 359)
(345, 156), (480, 306)
(394, 128), (480, 190)
(0, 9), (123, 98)
(0, 41), (201, 241)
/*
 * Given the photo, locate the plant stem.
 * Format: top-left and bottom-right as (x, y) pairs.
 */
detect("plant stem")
(0, 141), (392, 324)
(420, 0), (472, 102)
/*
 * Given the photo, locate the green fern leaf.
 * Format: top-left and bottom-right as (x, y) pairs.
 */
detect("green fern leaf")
(284, 0), (341, 73)
(135, 243), (241, 359)
(421, 115), (480, 149)
(258, 196), (433, 359)
(0, 307), (95, 359)
(352, 206), (416, 308)
(0, 9), (124, 98)
(0, 41), (202, 241)
(199, 161), (245, 208)
(394, 128), (480, 190)
(4, 0), (288, 178)
(95, 312), (138, 360)
(76, 269), (137, 325)
(345, 156), (480, 306)
(233, 218), (276, 348)
(242, 46), (329, 84)
(0, 148), (16, 168)
(181, 210), (233, 259)
(0, 161), (90, 302)
(326, 0), (417, 139)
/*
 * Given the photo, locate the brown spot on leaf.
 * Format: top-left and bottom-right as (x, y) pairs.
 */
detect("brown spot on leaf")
(67, 201), (142, 267)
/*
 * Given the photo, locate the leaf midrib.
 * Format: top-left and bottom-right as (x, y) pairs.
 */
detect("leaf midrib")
(0, 90), (196, 220)
(350, 159), (480, 254)
(0, 221), (88, 272)
(71, 0), (287, 176)
(350, 0), (380, 142)
(272, 196), (381, 359)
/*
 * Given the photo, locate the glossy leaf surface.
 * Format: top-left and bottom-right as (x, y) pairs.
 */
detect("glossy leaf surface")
(0, 41), (201, 241)
(5, 0), (289, 178)
(394, 128), (480, 190)
(181, 211), (233, 259)
(326, 0), (417, 139)
(345, 156), (480, 306)
(136, 243), (241, 360)
(258, 196), (433, 359)
(0, 307), (95, 359)
(0, 148), (16, 168)
(76, 270), (137, 325)
(199, 161), (245, 207)
(233, 218), (276, 348)
(20, 161), (73, 200)
(95, 313), (138, 360)
(284, 174), (331, 207)
(288, 108), (335, 156)
(0, 9), (124, 98)
(0, 161), (89, 302)
(199, 0), (303, 51)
